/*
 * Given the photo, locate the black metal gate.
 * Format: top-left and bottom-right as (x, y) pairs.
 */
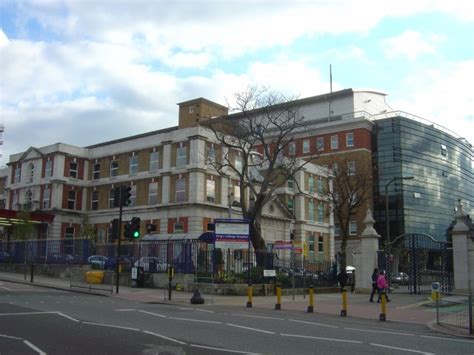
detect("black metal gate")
(378, 233), (453, 294)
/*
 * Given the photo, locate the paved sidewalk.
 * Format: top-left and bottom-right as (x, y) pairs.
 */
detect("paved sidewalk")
(1, 270), (471, 338)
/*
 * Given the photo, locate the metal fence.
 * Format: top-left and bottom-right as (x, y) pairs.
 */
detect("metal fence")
(436, 293), (473, 335)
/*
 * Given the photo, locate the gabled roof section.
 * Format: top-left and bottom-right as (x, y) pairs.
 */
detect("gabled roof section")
(18, 147), (44, 162)
(262, 194), (295, 220)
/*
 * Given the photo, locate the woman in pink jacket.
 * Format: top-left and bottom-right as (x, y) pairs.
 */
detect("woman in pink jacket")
(376, 270), (391, 303)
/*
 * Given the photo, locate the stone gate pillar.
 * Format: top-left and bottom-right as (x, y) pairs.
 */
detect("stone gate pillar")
(354, 209), (381, 292)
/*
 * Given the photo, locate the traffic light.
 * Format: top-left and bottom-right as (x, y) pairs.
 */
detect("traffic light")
(109, 219), (119, 240)
(131, 217), (141, 239)
(122, 186), (132, 207)
(124, 222), (132, 239)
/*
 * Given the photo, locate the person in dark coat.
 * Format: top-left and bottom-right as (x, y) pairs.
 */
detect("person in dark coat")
(369, 268), (378, 302)
(337, 270), (348, 293)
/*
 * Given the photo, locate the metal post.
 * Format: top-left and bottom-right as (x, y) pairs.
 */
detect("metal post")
(469, 294), (473, 335)
(275, 284), (281, 310)
(30, 263), (34, 283)
(379, 294), (387, 321)
(247, 284), (253, 308)
(340, 289), (347, 316)
(115, 187), (124, 294)
(307, 286), (314, 313)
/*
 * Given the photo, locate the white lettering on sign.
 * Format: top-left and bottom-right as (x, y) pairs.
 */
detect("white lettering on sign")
(264, 270), (276, 277)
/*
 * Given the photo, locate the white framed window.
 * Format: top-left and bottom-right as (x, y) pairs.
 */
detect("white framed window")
(27, 163), (35, 183)
(129, 155), (138, 175)
(174, 221), (184, 233)
(303, 140), (310, 154)
(330, 135), (338, 150)
(287, 198), (294, 212)
(42, 186), (51, 209)
(110, 161), (118, 177)
(233, 183), (241, 205)
(14, 165), (21, 183)
(177, 145), (187, 167)
(69, 161), (78, 179)
(318, 178), (324, 194)
(234, 154), (242, 173)
(318, 235), (324, 254)
(91, 190), (99, 211)
(188, 106), (194, 114)
(349, 221), (357, 235)
(148, 182), (158, 205)
(308, 199), (314, 222)
(67, 190), (76, 210)
(206, 178), (216, 202)
(413, 192), (421, 199)
(176, 177), (186, 202)
(287, 176), (294, 189)
(93, 163), (100, 180)
(309, 175), (314, 194)
(12, 190), (19, 208)
(441, 144), (447, 157)
(347, 161), (356, 176)
(45, 160), (53, 178)
(309, 233), (315, 252)
(318, 202), (324, 223)
(316, 137), (324, 151)
(109, 188), (115, 208)
(150, 151), (159, 172)
(334, 223), (340, 236)
(130, 185), (137, 207)
(346, 132), (354, 147)
(288, 142), (296, 155)
(207, 144), (216, 164)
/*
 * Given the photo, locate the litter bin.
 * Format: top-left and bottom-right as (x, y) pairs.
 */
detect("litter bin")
(131, 267), (144, 287)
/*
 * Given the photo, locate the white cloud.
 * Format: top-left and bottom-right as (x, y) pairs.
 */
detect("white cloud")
(382, 30), (443, 61)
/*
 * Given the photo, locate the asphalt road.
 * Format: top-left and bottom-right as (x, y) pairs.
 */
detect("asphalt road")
(0, 281), (473, 355)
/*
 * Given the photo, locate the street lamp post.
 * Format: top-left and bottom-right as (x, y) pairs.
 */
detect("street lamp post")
(384, 176), (414, 246)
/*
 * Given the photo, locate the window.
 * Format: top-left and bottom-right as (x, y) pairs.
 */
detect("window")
(332, 163), (339, 175)
(64, 227), (74, 255)
(233, 183), (241, 205)
(288, 142), (296, 155)
(234, 154), (242, 173)
(441, 144), (447, 156)
(349, 221), (357, 235)
(67, 190), (76, 210)
(207, 145), (216, 164)
(44, 160), (53, 178)
(206, 178), (216, 202)
(69, 161), (78, 179)
(130, 185), (137, 207)
(27, 163), (35, 183)
(309, 234), (315, 252)
(188, 106), (194, 114)
(287, 198), (294, 212)
(348, 161), (356, 176)
(308, 199), (314, 222)
(309, 175), (314, 194)
(174, 221), (184, 233)
(176, 177), (186, 202)
(149, 151), (159, 172)
(148, 182), (158, 205)
(316, 137), (324, 151)
(93, 163), (100, 180)
(14, 165), (21, 183)
(318, 235), (324, 254)
(110, 161), (118, 177)
(318, 202), (324, 223)
(303, 140), (310, 153)
(91, 190), (99, 211)
(334, 223), (340, 236)
(330, 135), (338, 150)
(42, 186), (51, 209)
(413, 192), (421, 199)
(129, 155), (138, 175)
(346, 132), (354, 147)
(177, 145), (187, 167)
(318, 177), (324, 194)
(287, 176), (294, 189)
(109, 188), (115, 208)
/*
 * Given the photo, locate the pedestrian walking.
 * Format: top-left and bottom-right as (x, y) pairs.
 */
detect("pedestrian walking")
(376, 270), (391, 303)
(369, 268), (378, 302)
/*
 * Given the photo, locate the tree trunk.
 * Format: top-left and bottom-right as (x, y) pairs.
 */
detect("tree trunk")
(339, 235), (348, 272)
(250, 219), (266, 267)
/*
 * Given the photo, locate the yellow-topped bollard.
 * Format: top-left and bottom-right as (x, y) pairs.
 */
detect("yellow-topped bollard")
(379, 294), (387, 321)
(340, 289), (348, 317)
(307, 286), (314, 313)
(246, 284), (253, 308)
(275, 284), (281, 310)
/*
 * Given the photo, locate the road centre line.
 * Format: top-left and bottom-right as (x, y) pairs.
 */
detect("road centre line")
(143, 330), (186, 345)
(190, 343), (261, 354)
(420, 335), (474, 343)
(179, 307), (214, 313)
(344, 327), (414, 336)
(23, 340), (47, 355)
(226, 323), (275, 334)
(370, 343), (434, 355)
(168, 316), (222, 324)
(288, 319), (339, 328)
(81, 321), (140, 331)
(0, 333), (23, 340)
(231, 313), (285, 320)
(0, 311), (58, 317)
(281, 333), (362, 344)
(138, 310), (168, 318)
(115, 309), (136, 312)
(55, 312), (80, 322)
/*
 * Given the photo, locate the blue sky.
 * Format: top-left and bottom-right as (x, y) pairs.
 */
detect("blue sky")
(0, 0), (473, 166)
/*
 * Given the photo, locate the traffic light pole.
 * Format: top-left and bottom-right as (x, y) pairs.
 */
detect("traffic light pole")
(116, 187), (124, 294)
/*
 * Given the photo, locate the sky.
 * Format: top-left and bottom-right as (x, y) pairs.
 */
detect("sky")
(0, 0), (473, 167)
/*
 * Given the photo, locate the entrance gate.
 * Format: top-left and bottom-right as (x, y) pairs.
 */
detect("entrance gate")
(378, 233), (453, 294)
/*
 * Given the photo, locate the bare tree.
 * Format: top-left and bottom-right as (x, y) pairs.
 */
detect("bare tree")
(205, 87), (318, 263)
(328, 155), (372, 272)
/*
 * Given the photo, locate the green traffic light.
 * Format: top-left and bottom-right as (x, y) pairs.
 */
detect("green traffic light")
(133, 231), (140, 238)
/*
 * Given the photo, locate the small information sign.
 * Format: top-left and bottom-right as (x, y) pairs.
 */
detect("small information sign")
(264, 269), (276, 277)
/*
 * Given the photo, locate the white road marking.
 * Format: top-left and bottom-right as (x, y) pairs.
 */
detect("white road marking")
(226, 323), (275, 334)
(0, 311), (57, 316)
(281, 333), (363, 344)
(168, 316), (222, 324)
(0, 286), (13, 291)
(55, 312), (80, 323)
(0, 333), (23, 340)
(288, 319), (338, 328)
(23, 340), (47, 355)
(143, 330), (186, 345)
(370, 343), (434, 354)
(115, 309), (136, 312)
(179, 307), (214, 314)
(231, 313), (285, 320)
(190, 344), (260, 354)
(345, 327), (414, 336)
(420, 335), (474, 343)
(138, 310), (167, 318)
(82, 321), (140, 331)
